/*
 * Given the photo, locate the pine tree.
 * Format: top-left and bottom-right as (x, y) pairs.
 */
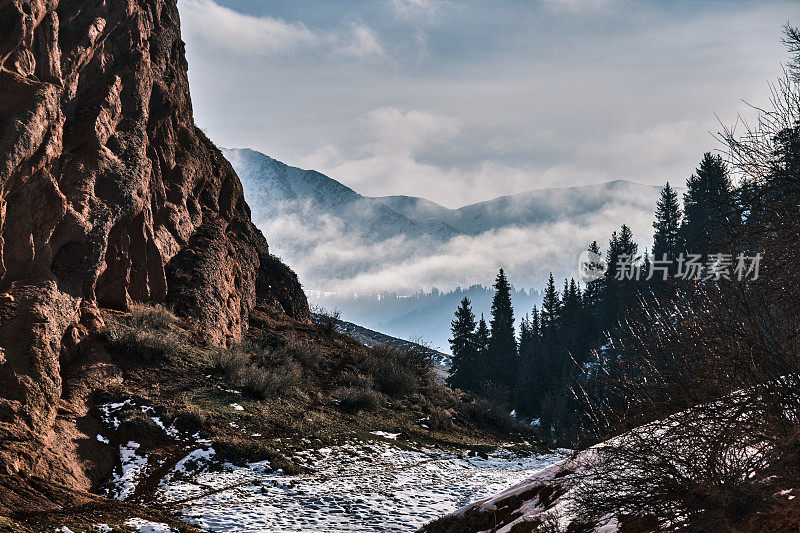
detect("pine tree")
(516, 307), (545, 416)
(652, 182), (682, 263)
(541, 273), (561, 332)
(539, 274), (563, 415)
(447, 297), (478, 392)
(562, 279), (581, 326)
(515, 313), (533, 411)
(475, 314), (491, 356)
(487, 269), (517, 392)
(617, 224), (639, 259)
(581, 242), (605, 353)
(680, 152), (735, 257)
(603, 225), (639, 331)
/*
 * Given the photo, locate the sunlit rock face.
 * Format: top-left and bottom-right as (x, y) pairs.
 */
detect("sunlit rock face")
(0, 0), (308, 507)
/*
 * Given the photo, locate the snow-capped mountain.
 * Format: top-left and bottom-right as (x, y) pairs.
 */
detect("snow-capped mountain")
(223, 147), (663, 349)
(376, 179), (661, 236)
(223, 148), (459, 243)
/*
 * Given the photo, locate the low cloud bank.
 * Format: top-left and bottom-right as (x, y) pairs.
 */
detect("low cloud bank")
(259, 199), (655, 295)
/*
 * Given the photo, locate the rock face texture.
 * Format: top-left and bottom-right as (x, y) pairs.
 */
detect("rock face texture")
(0, 0), (309, 506)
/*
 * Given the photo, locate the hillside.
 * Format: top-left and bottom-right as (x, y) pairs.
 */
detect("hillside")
(0, 0), (549, 530)
(315, 312), (451, 380)
(377, 179), (662, 236)
(312, 286), (543, 353)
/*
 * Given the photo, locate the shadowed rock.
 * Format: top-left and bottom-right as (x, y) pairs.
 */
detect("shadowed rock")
(0, 0), (309, 510)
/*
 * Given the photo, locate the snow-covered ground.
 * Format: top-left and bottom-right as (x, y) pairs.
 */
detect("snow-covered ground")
(162, 442), (562, 532)
(99, 399), (565, 532)
(154, 440), (565, 532)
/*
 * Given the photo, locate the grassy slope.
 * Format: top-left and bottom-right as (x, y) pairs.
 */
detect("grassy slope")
(6, 304), (538, 531)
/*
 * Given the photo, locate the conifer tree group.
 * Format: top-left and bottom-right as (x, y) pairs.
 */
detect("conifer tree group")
(447, 151), (739, 444)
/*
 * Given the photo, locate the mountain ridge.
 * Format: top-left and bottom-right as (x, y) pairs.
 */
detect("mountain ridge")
(225, 147), (660, 226)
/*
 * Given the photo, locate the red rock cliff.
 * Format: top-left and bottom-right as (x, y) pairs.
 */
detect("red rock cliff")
(0, 0), (309, 506)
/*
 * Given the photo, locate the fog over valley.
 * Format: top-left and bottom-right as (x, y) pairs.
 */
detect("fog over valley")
(224, 147), (665, 348)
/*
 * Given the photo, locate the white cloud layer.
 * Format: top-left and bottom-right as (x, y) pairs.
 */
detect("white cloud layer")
(180, 0), (316, 55)
(180, 0), (386, 59)
(180, 0), (796, 211)
(260, 201), (656, 295)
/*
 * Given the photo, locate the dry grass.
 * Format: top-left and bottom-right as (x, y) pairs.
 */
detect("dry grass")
(104, 322), (185, 363)
(334, 386), (383, 413)
(210, 347), (301, 400)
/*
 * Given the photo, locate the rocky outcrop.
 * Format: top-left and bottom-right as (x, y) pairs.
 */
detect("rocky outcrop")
(0, 0), (309, 507)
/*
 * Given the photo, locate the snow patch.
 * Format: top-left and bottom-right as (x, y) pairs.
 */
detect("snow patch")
(125, 518), (177, 532)
(159, 440), (564, 532)
(370, 431), (400, 440)
(109, 441), (148, 500)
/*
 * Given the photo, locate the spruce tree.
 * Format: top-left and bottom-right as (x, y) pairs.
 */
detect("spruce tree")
(475, 314), (491, 356)
(516, 307), (545, 416)
(540, 274), (563, 411)
(515, 313), (533, 411)
(680, 152), (735, 257)
(652, 182), (682, 263)
(617, 224), (639, 259)
(487, 269), (517, 392)
(541, 273), (561, 332)
(603, 225), (639, 332)
(562, 278), (582, 363)
(447, 297), (478, 392)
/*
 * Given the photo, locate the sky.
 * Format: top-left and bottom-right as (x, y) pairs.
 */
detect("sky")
(179, 0), (797, 209)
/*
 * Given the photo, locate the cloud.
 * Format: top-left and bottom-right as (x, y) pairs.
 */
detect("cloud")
(256, 194), (657, 296)
(390, 0), (442, 19)
(180, 0), (386, 60)
(335, 21), (386, 59)
(541, 0), (614, 12)
(180, 0), (316, 55)
(300, 107), (467, 203)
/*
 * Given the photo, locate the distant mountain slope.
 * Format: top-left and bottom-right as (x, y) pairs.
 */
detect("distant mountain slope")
(223, 147), (664, 350)
(450, 179), (662, 235)
(313, 313), (451, 382)
(225, 148), (661, 241)
(223, 148), (459, 242)
(373, 181), (662, 236)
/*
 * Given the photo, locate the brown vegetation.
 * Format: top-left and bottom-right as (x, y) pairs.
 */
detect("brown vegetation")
(566, 26), (800, 531)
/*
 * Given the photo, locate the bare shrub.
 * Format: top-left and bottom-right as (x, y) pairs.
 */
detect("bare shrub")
(117, 413), (165, 441)
(235, 362), (301, 400)
(312, 305), (341, 337)
(424, 405), (455, 432)
(335, 386), (382, 413)
(370, 357), (417, 399)
(458, 397), (521, 434)
(365, 344), (436, 399)
(337, 371), (374, 388)
(210, 348), (249, 376)
(173, 406), (208, 434)
(373, 343), (434, 378)
(104, 322), (183, 363)
(572, 283), (800, 530)
(128, 303), (176, 331)
(213, 439), (275, 466)
(211, 345), (300, 400)
(253, 340), (323, 369)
